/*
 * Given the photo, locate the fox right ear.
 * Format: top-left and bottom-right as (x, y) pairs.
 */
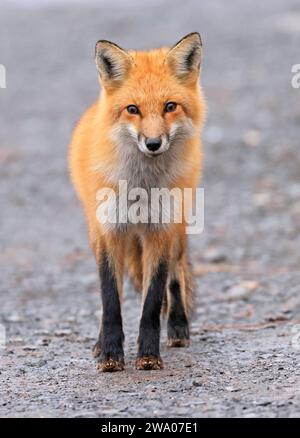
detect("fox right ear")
(95, 40), (133, 88)
(166, 32), (202, 83)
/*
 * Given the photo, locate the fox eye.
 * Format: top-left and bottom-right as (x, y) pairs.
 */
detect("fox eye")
(164, 102), (177, 113)
(127, 105), (139, 115)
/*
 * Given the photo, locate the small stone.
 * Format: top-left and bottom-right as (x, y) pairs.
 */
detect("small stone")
(54, 329), (72, 337)
(253, 192), (271, 208)
(5, 313), (25, 323)
(36, 338), (51, 346)
(225, 386), (241, 392)
(22, 345), (37, 351)
(243, 129), (261, 147)
(254, 398), (272, 406)
(203, 247), (227, 264)
(226, 281), (259, 300)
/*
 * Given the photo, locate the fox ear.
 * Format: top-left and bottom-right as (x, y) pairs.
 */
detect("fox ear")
(166, 32), (202, 82)
(95, 40), (133, 88)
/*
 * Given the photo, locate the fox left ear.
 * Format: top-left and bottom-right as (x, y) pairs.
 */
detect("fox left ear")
(95, 40), (133, 89)
(166, 32), (202, 82)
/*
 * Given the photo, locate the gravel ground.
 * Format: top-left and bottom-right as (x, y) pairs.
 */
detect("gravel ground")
(1, 0), (300, 418)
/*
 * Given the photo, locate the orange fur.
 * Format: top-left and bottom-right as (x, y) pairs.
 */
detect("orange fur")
(69, 33), (205, 370)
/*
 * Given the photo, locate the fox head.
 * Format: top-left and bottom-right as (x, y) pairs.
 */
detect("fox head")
(95, 33), (204, 158)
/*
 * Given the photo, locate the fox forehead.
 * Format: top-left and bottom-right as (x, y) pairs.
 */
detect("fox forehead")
(111, 49), (194, 109)
(129, 48), (170, 75)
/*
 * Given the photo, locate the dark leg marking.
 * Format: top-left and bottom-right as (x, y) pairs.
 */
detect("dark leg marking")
(136, 261), (168, 370)
(94, 251), (124, 372)
(167, 279), (190, 347)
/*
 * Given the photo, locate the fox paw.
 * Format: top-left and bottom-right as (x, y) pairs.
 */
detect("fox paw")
(97, 357), (125, 372)
(167, 338), (190, 348)
(167, 323), (190, 348)
(136, 356), (164, 370)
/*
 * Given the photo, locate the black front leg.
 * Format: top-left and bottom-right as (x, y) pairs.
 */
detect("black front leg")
(93, 251), (124, 372)
(136, 260), (168, 370)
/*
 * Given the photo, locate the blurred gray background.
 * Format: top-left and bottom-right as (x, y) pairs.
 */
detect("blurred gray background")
(1, 0), (300, 418)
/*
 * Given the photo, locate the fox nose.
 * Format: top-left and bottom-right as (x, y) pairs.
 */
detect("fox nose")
(145, 137), (162, 152)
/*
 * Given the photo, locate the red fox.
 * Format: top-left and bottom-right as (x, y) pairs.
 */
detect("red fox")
(69, 33), (205, 372)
